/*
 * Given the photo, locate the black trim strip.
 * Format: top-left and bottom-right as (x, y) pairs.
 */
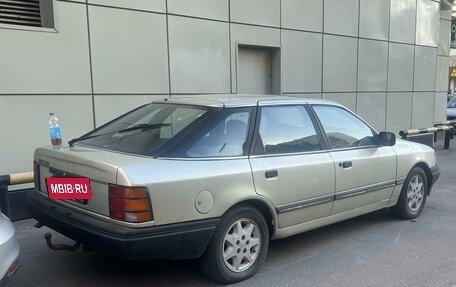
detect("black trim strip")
(277, 179), (398, 214)
(335, 180), (396, 200)
(396, 177), (406, 186)
(276, 194), (334, 214)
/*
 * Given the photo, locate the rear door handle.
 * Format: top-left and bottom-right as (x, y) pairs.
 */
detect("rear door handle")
(265, 170), (278, 178)
(339, 161), (352, 168)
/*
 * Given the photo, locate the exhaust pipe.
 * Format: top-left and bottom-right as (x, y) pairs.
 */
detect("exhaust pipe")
(44, 233), (81, 252)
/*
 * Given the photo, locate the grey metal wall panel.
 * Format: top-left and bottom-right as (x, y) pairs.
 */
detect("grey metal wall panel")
(386, 92), (413, 134)
(435, 56), (450, 92)
(89, 6), (169, 94)
(324, 0), (358, 37)
(389, 0), (416, 44)
(412, 92), (434, 128)
(387, 43), (414, 91)
(230, 24), (280, 93)
(284, 93), (322, 99)
(167, 0), (228, 21)
(323, 35), (357, 92)
(359, 0), (390, 41)
(281, 0), (323, 32)
(282, 30), (322, 93)
(169, 16), (230, 94)
(414, 46), (437, 91)
(440, 0), (452, 20)
(322, 93), (356, 112)
(437, 19), (451, 57)
(357, 93), (386, 131)
(415, 0), (439, 47)
(88, 0), (166, 13)
(357, 39), (388, 92)
(434, 92), (447, 122)
(94, 95), (166, 127)
(0, 1), (91, 94)
(0, 95), (93, 176)
(230, 0), (280, 27)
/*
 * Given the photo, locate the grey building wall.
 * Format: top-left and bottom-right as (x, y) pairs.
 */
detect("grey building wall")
(0, 0), (451, 180)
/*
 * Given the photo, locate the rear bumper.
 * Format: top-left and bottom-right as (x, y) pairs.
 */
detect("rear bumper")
(26, 191), (220, 260)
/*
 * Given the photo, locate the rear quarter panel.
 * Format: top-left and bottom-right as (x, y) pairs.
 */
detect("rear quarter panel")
(118, 157), (272, 226)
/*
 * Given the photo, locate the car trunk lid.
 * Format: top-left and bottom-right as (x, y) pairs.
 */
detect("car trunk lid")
(33, 145), (146, 217)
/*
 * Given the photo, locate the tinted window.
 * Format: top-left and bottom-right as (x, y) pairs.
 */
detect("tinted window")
(257, 105), (320, 155)
(448, 98), (456, 108)
(184, 108), (251, 157)
(76, 103), (208, 156)
(313, 105), (376, 149)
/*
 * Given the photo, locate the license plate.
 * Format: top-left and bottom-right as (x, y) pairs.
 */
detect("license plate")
(45, 177), (92, 200)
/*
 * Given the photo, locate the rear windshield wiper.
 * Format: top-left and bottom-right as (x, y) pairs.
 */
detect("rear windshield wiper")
(68, 123), (171, 147)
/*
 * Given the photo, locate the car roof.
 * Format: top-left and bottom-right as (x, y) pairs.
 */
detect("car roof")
(155, 94), (338, 108)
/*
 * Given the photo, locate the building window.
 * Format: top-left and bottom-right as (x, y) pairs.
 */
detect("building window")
(0, 0), (54, 28)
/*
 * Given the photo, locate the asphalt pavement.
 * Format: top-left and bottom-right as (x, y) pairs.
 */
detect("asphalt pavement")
(9, 137), (456, 287)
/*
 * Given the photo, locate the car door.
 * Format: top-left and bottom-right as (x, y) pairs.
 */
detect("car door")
(311, 105), (396, 215)
(249, 103), (335, 229)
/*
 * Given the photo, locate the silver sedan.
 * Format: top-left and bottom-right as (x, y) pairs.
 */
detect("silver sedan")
(27, 95), (440, 283)
(0, 212), (19, 287)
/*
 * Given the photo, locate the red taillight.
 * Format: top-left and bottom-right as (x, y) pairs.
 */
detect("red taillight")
(33, 161), (40, 191)
(6, 259), (19, 277)
(108, 184), (153, 223)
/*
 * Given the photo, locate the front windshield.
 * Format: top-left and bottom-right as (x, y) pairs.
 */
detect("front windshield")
(76, 103), (209, 156)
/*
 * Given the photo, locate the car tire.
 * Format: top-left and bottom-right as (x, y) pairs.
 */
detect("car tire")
(199, 205), (269, 284)
(391, 166), (428, 219)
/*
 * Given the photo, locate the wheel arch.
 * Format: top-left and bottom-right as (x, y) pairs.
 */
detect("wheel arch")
(414, 162), (433, 194)
(227, 199), (276, 237)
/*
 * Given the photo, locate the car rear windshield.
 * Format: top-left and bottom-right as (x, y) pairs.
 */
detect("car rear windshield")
(75, 103), (210, 156)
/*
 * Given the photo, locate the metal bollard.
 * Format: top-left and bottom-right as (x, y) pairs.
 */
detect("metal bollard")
(444, 128), (453, 149)
(399, 125), (452, 150)
(435, 120), (456, 141)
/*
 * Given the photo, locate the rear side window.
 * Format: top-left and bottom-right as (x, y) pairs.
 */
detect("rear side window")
(255, 105), (321, 155)
(313, 105), (376, 149)
(184, 108), (251, 157)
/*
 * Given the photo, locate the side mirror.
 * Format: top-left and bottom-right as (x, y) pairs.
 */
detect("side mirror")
(378, 132), (396, 146)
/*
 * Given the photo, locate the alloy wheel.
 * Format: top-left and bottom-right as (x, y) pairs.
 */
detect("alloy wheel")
(406, 174), (425, 212)
(222, 218), (261, 272)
